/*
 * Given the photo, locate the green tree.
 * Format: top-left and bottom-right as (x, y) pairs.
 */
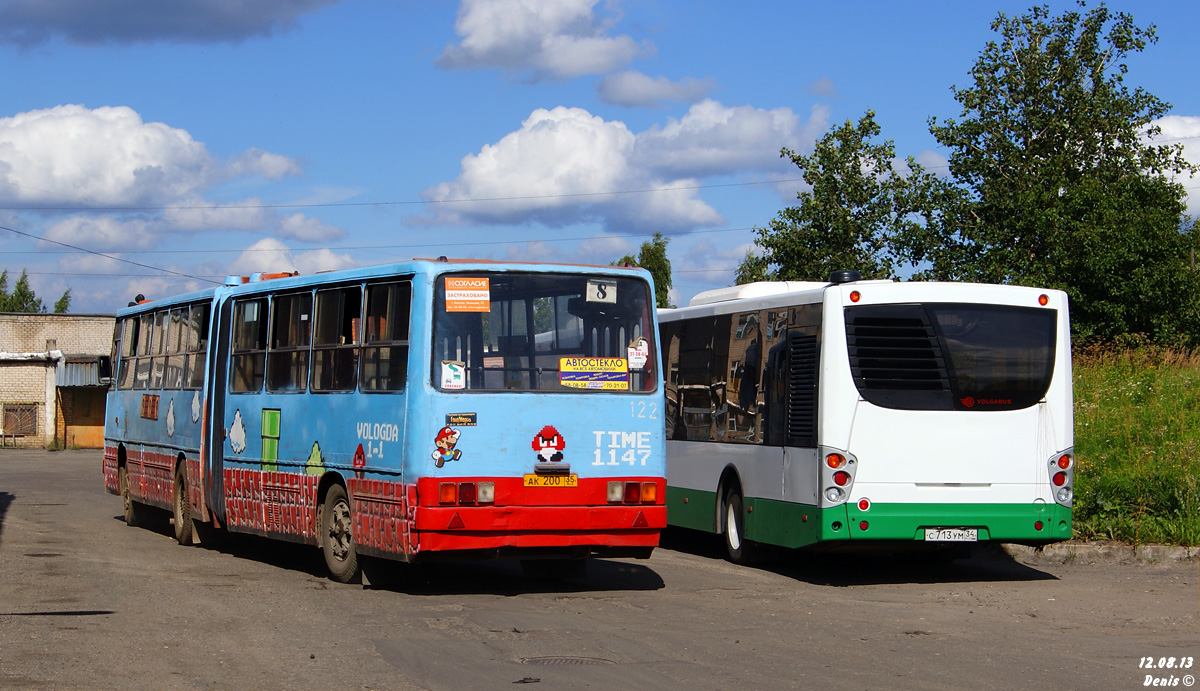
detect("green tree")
(914, 3), (1200, 344)
(615, 232), (674, 308)
(737, 110), (926, 283)
(0, 269), (72, 313)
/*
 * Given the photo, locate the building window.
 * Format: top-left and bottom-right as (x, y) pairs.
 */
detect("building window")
(2, 403), (38, 436)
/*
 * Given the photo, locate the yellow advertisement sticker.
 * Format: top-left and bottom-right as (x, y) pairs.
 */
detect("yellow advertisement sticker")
(559, 357), (629, 390)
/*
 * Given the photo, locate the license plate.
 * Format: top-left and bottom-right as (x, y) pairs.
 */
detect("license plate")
(924, 528), (978, 542)
(522, 474), (578, 488)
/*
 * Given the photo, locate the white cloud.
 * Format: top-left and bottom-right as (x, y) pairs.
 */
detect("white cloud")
(277, 213), (347, 242)
(437, 0), (647, 79)
(634, 100), (823, 179)
(227, 148), (304, 180)
(597, 71), (717, 107)
(228, 238), (357, 277)
(1148, 115), (1200, 214)
(0, 105), (301, 208)
(500, 234), (635, 267)
(42, 216), (158, 250)
(424, 101), (826, 232)
(0, 105), (211, 206)
(423, 106), (722, 232)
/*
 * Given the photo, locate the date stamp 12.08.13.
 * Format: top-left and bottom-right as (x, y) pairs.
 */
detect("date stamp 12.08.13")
(1140, 656), (1196, 687)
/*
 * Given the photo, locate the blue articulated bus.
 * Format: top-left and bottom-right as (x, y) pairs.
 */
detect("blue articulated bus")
(104, 258), (666, 582)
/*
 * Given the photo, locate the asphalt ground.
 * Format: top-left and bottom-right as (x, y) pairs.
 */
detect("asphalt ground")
(1, 449), (1196, 690)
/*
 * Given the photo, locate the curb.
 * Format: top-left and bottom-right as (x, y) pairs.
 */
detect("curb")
(1002, 540), (1198, 566)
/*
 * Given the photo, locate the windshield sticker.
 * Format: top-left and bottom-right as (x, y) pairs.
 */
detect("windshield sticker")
(433, 427), (463, 468)
(559, 357), (630, 390)
(627, 338), (650, 370)
(441, 360), (466, 389)
(445, 277), (490, 312)
(532, 425), (566, 464)
(585, 279), (617, 304)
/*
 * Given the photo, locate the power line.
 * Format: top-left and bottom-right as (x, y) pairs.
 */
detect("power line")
(0, 225), (758, 256)
(0, 225), (221, 285)
(0, 179), (806, 213)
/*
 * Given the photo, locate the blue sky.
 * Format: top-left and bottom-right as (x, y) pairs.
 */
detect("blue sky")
(1, 0), (1198, 314)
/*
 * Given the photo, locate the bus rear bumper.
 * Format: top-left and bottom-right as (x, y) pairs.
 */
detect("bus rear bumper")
(831, 501), (1073, 544)
(412, 504), (667, 554)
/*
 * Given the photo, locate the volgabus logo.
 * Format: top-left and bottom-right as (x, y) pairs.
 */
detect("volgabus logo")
(960, 396), (1013, 408)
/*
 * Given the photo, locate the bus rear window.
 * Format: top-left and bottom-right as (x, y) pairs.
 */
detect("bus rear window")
(845, 303), (1056, 411)
(432, 272), (656, 393)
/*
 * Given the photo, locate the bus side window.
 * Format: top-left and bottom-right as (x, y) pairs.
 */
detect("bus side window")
(267, 292), (313, 392)
(727, 311), (763, 444)
(362, 281), (411, 392)
(677, 317), (716, 441)
(149, 310), (168, 389)
(117, 316), (138, 390)
(163, 306), (187, 390)
(231, 298), (268, 393)
(313, 286), (362, 392)
(133, 312), (154, 390)
(185, 302), (210, 390)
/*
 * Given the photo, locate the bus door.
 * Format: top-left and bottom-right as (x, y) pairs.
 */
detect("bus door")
(203, 295), (235, 526)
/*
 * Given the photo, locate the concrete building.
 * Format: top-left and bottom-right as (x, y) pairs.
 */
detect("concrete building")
(0, 313), (114, 449)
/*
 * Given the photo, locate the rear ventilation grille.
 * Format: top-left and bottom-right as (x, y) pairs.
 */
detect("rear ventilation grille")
(846, 309), (947, 390)
(845, 305), (952, 410)
(787, 333), (818, 446)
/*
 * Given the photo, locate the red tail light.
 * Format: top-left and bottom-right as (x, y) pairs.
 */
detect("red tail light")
(623, 482), (641, 503)
(458, 482), (477, 505)
(1052, 472), (1067, 487)
(833, 471), (850, 487)
(858, 498), (871, 511)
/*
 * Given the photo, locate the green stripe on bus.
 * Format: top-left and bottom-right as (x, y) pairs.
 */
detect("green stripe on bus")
(668, 490), (1073, 549)
(665, 486), (718, 533)
(748, 499), (1072, 547)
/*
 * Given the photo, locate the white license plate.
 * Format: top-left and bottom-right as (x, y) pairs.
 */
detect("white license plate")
(923, 528), (978, 542)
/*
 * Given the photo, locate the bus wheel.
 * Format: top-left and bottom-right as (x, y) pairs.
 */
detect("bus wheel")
(320, 485), (360, 583)
(724, 489), (752, 564)
(172, 465), (194, 545)
(118, 466), (142, 527)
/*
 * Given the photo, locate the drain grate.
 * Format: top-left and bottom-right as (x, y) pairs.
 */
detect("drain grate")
(520, 657), (615, 666)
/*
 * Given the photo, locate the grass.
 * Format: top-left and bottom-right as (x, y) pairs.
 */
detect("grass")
(1072, 343), (1200, 546)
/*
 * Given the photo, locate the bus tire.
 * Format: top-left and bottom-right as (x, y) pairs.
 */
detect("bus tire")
(320, 485), (360, 584)
(172, 464), (194, 545)
(723, 488), (753, 565)
(119, 466), (142, 527)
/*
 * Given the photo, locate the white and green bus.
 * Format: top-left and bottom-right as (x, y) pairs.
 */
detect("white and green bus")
(659, 272), (1073, 562)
